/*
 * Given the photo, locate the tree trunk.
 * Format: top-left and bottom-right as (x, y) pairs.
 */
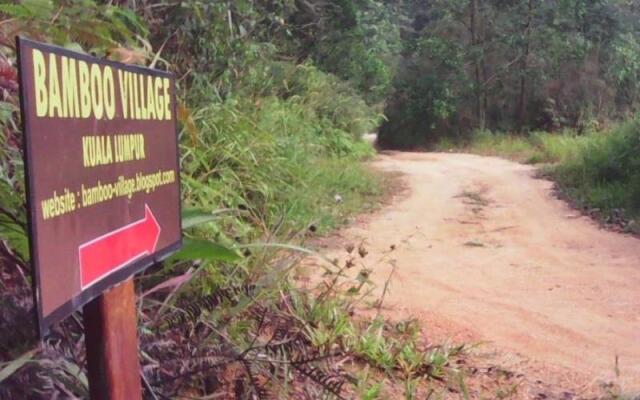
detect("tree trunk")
(517, 0), (533, 132)
(480, 4), (488, 131)
(470, 0), (485, 130)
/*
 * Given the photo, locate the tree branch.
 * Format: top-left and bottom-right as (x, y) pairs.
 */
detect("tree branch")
(481, 53), (523, 88)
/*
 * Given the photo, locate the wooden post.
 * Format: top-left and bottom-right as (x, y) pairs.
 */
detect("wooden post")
(84, 278), (143, 400)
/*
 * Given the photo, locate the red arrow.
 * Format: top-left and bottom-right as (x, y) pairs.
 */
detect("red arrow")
(79, 205), (161, 289)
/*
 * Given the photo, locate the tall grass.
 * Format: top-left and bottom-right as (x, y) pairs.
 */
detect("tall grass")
(173, 61), (386, 292)
(548, 120), (640, 224)
(182, 87), (380, 234)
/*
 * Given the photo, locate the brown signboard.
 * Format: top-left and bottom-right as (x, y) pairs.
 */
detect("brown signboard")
(17, 37), (182, 337)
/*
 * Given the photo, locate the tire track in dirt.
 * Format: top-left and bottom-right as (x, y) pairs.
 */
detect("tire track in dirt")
(322, 151), (640, 393)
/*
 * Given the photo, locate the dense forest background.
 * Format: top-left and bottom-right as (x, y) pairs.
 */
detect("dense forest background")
(0, 0), (639, 398)
(378, 0), (640, 147)
(3, 1), (640, 148)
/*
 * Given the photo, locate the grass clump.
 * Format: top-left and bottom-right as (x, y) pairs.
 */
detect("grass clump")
(527, 130), (586, 163)
(546, 119), (640, 230)
(438, 128), (592, 165)
(435, 129), (540, 162)
(181, 83), (381, 244)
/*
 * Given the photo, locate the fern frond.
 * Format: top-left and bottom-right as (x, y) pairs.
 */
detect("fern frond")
(158, 284), (257, 330)
(294, 363), (346, 400)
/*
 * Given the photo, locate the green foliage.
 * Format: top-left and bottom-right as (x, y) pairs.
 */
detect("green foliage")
(378, 35), (468, 148)
(609, 33), (640, 111)
(277, 63), (383, 138)
(0, 0), (147, 56)
(378, 0), (640, 148)
(170, 238), (240, 263)
(0, 182), (27, 262)
(312, 0), (401, 103)
(180, 90), (379, 250)
(348, 316), (465, 381)
(549, 119), (640, 221)
(435, 129), (543, 162)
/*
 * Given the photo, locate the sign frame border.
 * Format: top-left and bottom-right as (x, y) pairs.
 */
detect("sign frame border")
(16, 36), (183, 339)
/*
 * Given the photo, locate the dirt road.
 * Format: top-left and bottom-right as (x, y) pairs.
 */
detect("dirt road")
(326, 151), (640, 393)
